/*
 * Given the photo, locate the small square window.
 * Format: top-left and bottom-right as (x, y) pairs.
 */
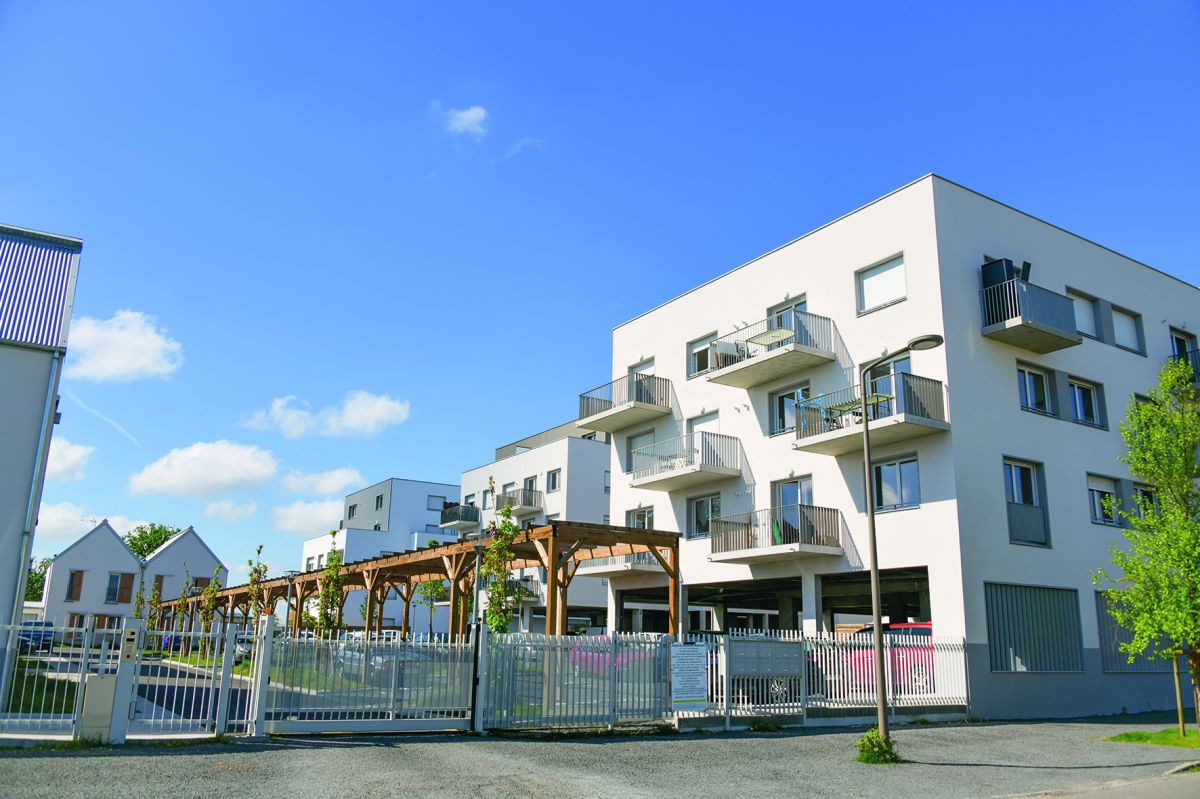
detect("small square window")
(769, 383), (810, 435)
(688, 494), (721, 539)
(873, 456), (920, 511)
(426, 495), (445, 511)
(1067, 290), (1097, 337)
(687, 333), (717, 377)
(547, 469), (561, 493)
(1087, 475), (1119, 525)
(1112, 308), (1141, 352)
(465, 493), (476, 507)
(347, 504), (357, 519)
(857, 256), (906, 314)
(1069, 380), (1099, 426)
(375, 494), (384, 511)
(1017, 367), (1052, 415)
(372, 522), (382, 531)
(626, 507), (654, 529)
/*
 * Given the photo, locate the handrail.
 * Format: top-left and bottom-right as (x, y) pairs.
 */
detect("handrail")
(1168, 347), (1200, 378)
(1006, 501), (1048, 546)
(579, 374), (672, 419)
(795, 372), (947, 441)
(630, 431), (741, 481)
(707, 309), (836, 372)
(710, 504), (844, 553)
(979, 278), (1075, 332)
(578, 552), (661, 569)
(440, 505), (480, 526)
(496, 488), (543, 509)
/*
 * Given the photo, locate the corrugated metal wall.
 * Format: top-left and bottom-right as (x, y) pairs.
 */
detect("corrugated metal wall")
(1094, 592), (1173, 673)
(0, 229), (79, 350)
(984, 582), (1084, 672)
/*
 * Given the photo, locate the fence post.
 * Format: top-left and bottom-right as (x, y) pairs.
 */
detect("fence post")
(248, 614), (275, 739)
(108, 619), (143, 744)
(213, 623), (239, 734)
(70, 616), (96, 740)
(799, 634), (808, 723)
(723, 637), (732, 731)
(472, 624), (490, 734)
(608, 633), (618, 729)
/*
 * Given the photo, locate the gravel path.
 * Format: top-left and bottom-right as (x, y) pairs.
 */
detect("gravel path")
(1, 718), (1197, 799)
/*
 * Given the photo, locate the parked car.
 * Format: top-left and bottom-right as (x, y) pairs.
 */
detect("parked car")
(17, 620), (54, 652)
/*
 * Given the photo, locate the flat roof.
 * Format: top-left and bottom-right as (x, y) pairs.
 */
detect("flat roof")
(0, 223), (83, 252)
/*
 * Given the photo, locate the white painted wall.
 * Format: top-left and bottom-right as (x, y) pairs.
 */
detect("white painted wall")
(144, 527), (228, 606)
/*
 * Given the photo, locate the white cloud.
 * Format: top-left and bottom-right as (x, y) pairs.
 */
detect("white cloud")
(282, 466), (364, 495)
(130, 440), (278, 496)
(244, 391), (410, 438)
(64, 310), (183, 382)
(204, 499), (257, 523)
(445, 105), (488, 139)
(273, 499), (344, 536)
(34, 501), (147, 553)
(46, 438), (94, 481)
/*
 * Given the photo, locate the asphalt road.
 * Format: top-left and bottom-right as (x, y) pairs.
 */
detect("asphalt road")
(1, 717), (1197, 799)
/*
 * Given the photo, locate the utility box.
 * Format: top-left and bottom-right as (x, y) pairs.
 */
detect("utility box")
(78, 674), (117, 742)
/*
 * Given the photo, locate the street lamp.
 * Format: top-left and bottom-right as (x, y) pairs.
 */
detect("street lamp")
(860, 333), (943, 742)
(283, 570), (300, 635)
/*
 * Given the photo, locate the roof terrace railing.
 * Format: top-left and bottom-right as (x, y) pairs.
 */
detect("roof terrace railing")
(631, 431), (741, 482)
(980, 278), (1076, 332)
(795, 373), (947, 442)
(578, 374), (672, 420)
(440, 504), (480, 526)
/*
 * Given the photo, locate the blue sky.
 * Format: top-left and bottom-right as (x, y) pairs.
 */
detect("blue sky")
(2, 3), (1197, 579)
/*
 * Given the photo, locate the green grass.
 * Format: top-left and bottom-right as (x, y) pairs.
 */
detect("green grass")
(9, 661), (77, 714)
(164, 651), (253, 677)
(1105, 728), (1200, 748)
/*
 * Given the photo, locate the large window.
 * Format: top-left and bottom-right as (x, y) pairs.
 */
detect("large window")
(873, 456), (920, 511)
(856, 255), (906, 314)
(1087, 475), (1119, 525)
(1017, 367), (1052, 415)
(1112, 308), (1142, 352)
(546, 469), (561, 493)
(985, 583), (1084, 672)
(65, 570), (83, 601)
(523, 476), (537, 492)
(626, 507), (654, 529)
(626, 429), (655, 473)
(688, 494), (721, 539)
(426, 495), (445, 511)
(1067, 290), (1098, 337)
(769, 383), (809, 435)
(1068, 379), (1100, 426)
(105, 573), (121, 604)
(687, 333), (716, 377)
(1004, 459), (1047, 545)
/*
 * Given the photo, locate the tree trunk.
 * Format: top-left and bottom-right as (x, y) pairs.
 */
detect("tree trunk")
(1188, 646), (1200, 734)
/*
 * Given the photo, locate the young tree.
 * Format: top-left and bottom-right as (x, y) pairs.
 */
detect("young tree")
(123, 523), (181, 559)
(198, 567), (223, 657)
(415, 578), (448, 636)
(246, 545), (269, 628)
(314, 534), (345, 637)
(1094, 357), (1200, 732)
(24, 556), (50, 602)
(479, 489), (525, 635)
(148, 577), (163, 630)
(133, 579), (146, 620)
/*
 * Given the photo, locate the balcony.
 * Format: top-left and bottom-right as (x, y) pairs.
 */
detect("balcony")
(708, 504), (845, 563)
(980, 279), (1081, 354)
(706, 310), (838, 388)
(577, 374), (673, 433)
(496, 488), (543, 517)
(630, 431), (742, 491)
(575, 551), (663, 577)
(1006, 501), (1048, 546)
(439, 504), (480, 531)
(1169, 349), (1200, 386)
(793, 373), (949, 455)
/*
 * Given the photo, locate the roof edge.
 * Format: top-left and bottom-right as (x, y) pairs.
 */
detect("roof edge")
(0, 223), (83, 253)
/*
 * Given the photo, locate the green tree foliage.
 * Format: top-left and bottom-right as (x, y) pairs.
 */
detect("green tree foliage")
(246, 545), (269, 628)
(24, 556), (50, 602)
(133, 579), (145, 620)
(415, 537), (449, 637)
(314, 533), (344, 637)
(479, 483), (527, 635)
(123, 523), (181, 559)
(148, 577), (163, 630)
(1094, 358), (1200, 730)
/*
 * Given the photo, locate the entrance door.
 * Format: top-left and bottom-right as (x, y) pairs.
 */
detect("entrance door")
(628, 359), (656, 405)
(866, 355), (911, 416)
(687, 412), (720, 467)
(772, 478), (813, 545)
(769, 298), (808, 348)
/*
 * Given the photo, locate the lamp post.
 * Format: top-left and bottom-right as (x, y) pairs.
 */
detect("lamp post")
(283, 570), (299, 635)
(860, 333), (943, 741)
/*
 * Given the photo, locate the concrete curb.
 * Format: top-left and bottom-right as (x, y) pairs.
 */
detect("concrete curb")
(1163, 760), (1200, 776)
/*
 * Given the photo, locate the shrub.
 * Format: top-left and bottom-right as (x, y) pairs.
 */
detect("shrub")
(855, 726), (900, 764)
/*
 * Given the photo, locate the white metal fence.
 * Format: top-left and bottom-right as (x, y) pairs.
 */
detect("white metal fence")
(482, 633), (671, 729)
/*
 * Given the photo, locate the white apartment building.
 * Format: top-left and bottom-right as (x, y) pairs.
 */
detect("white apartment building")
(447, 422), (612, 632)
(41, 522), (227, 628)
(574, 174), (1198, 719)
(300, 477), (459, 630)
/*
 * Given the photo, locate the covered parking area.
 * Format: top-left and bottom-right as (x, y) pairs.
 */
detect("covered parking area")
(614, 575), (805, 633)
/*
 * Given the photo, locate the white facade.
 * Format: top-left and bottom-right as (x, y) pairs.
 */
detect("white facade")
(40, 522), (227, 628)
(456, 423), (612, 631)
(583, 175), (1198, 718)
(300, 477), (459, 630)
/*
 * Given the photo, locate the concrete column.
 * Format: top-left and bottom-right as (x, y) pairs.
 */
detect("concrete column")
(711, 604), (725, 633)
(632, 608), (644, 633)
(778, 595), (799, 630)
(606, 586), (622, 634)
(679, 587), (690, 637)
(801, 575), (820, 635)
(918, 587), (932, 622)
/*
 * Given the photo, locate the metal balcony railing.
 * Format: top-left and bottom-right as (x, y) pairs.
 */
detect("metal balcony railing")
(710, 504), (845, 554)
(707, 309), (836, 371)
(980, 279), (1076, 332)
(1006, 501), (1048, 546)
(1169, 347), (1200, 380)
(496, 488), (543, 511)
(631, 431), (741, 481)
(578, 374), (672, 419)
(440, 504), (480, 526)
(795, 373), (947, 441)
(578, 552), (661, 569)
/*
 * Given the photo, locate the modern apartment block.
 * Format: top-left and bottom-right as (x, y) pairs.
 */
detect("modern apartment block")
(446, 422), (612, 632)
(574, 174), (1198, 719)
(300, 477), (459, 629)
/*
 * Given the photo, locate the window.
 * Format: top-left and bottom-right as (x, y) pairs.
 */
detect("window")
(1067, 290), (1097, 337)
(482, 489), (494, 509)
(373, 523), (382, 531)
(626, 430), (655, 472)
(317, 554), (325, 569)
(1004, 459), (1048, 546)
(856, 255), (906, 314)
(465, 493), (476, 507)
(305, 557), (315, 571)
(1068, 380), (1100, 425)
(602, 515), (610, 525)
(1088, 475), (1118, 525)
(1132, 485), (1156, 518)
(1095, 592), (1172, 673)
(65, 570), (83, 602)
(153, 574), (164, 596)
(1112, 308), (1141, 352)
(424, 524), (440, 536)
(768, 298), (808, 346)
(501, 482), (516, 496)
(1003, 460), (1038, 505)
(985, 583), (1083, 672)
(626, 507), (654, 529)
(603, 470), (610, 494)
(1170, 328), (1196, 360)
(523, 476), (537, 492)
(347, 504), (358, 519)
(582, 431), (596, 441)
(688, 494), (721, 539)
(426, 495), (445, 511)
(687, 333), (717, 377)
(769, 383), (810, 435)
(1017, 367), (1052, 415)
(105, 574), (121, 604)
(872, 456), (920, 511)
(375, 494), (384, 511)
(547, 470), (562, 492)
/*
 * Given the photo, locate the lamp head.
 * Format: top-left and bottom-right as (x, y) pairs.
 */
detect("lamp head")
(907, 334), (944, 352)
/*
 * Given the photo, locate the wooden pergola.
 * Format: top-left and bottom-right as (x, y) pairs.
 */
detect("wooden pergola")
(162, 521), (681, 637)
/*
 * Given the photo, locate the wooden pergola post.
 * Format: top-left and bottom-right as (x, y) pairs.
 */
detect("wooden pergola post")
(361, 569), (378, 634)
(542, 532), (559, 636)
(645, 541), (681, 638)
